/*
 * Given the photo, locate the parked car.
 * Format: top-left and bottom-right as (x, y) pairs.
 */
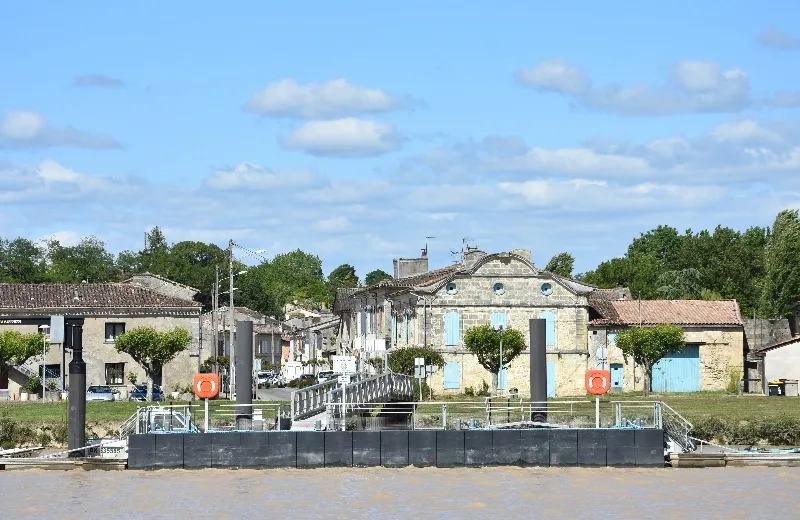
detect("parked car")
(128, 384), (165, 402)
(288, 374), (316, 388)
(316, 371), (339, 385)
(256, 371), (274, 388)
(86, 385), (115, 402)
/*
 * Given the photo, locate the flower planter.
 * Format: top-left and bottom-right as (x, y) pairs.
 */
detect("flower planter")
(20, 392), (29, 402)
(60, 391), (68, 400)
(181, 392), (194, 401)
(45, 391), (61, 401)
(171, 391), (180, 399)
(29, 394), (39, 401)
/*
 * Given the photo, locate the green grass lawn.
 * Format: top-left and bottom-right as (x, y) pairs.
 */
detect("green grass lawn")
(0, 399), (290, 428)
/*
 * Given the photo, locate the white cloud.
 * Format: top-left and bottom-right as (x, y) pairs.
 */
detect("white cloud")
(516, 60), (753, 115)
(757, 27), (800, 50)
(514, 59), (590, 95)
(37, 231), (84, 247)
(481, 146), (651, 175)
(73, 74), (125, 88)
(204, 162), (319, 191)
(314, 216), (349, 232)
(710, 119), (784, 144)
(281, 118), (404, 157)
(245, 78), (405, 119)
(0, 110), (121, 149)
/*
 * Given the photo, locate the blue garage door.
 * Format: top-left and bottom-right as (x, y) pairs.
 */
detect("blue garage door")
(651, 345), (700, 393)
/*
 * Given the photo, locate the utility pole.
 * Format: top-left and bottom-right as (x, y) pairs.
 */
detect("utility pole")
(229, 239), (236, 400)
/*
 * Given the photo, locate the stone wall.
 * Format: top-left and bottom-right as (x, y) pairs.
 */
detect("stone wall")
(127, 274), (198, 302)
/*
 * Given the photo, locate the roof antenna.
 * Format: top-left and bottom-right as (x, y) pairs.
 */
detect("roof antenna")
(423, 236), (435, 257)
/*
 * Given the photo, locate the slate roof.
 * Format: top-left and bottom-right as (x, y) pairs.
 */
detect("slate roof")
(607, 299), (743, 326)
(372, 264), (461, 290)
(0, 283), (202, 310)
(124, 272), (200, 294)
(333, 288), (358, 314)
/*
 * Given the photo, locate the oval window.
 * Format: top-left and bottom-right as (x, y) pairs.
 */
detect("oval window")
(493, 282), (505, 295)
(446, 282), (457, 295)
(541, 283), (553, 296)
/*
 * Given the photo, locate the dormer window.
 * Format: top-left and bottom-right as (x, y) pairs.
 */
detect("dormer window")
(493, 282), (505, 295)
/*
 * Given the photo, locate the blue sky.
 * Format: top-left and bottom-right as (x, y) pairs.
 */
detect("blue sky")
(2, 2), (799, 277)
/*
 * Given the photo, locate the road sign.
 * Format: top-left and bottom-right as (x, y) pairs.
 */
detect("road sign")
(426, 365), (437, 375)
(338, 375), (350, 385)
(414, 357), (425, 367)
(596, 347), (608, 369)
(332, 355), (356, 374)
(414, 366), (426, 379)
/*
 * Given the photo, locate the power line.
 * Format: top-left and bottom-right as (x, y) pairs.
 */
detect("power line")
(232, 242), (271, 264)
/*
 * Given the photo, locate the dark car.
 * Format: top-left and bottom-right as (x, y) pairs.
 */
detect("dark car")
(128, 384), (165, 402)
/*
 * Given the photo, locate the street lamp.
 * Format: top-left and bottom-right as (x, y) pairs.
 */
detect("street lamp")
(495, 324), (504, 393)
(39, 325), (50, 400)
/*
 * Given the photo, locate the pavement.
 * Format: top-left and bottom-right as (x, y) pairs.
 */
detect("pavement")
(255, 387), (292, 402)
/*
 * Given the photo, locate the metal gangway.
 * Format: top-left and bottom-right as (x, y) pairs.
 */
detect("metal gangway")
(291, 372), (414, 422)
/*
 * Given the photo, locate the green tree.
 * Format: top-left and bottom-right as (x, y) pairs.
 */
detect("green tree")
(239, 249), (327, 317)
(387, 346), (445, 375)
(627, 225), (686, 271)
(656, 268), (702, 299)
(545, 252), (575, 278)
(45, 236), (115, 283)
(0, 238), (47, 283)
(762, 210), (800, 318)
(327, 263), (359, 302)
(0, 331), (44, 385)
(164, 241), (228, 310)
(114, 326), (192, 401)
(365, 269), (392, 286)
(615, 324), (685, 397)
(138, 226), (171, 275)
(463, 324), (527, 391)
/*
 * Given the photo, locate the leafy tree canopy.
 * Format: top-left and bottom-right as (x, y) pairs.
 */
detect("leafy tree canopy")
(365, 269), (393, 286)
(463, 324), (527, 389)
(0, 331), (44, 372)
(114, 326), (191, 400)
(545, 252), (575, 278)
(615, 324), (685, 396)
(388, 346), (445, 376)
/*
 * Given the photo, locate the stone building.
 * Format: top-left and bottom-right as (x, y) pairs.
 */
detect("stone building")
(337, 248), (629, 396)
(0, 281), (202, 398)
(200, 306), (284, 367)
(588, 299), (744, 393)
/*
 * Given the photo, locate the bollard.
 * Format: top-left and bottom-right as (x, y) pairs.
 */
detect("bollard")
(442, 403), (447, 430)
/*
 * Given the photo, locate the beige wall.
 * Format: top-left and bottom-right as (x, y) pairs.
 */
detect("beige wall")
(1, 314), (203, 398)
(600, 326), (744, 393)
(763, 341), (800, 384)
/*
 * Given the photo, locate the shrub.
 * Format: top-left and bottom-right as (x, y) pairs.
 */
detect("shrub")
(464, 386), (475, 397)
(725, 368), (740, 394)
(476, 380), (491, 397)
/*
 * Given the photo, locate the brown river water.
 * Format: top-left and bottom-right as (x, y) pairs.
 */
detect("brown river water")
(1, 467), (798, 519)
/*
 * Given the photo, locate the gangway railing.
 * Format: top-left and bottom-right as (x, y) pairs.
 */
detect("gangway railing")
(292, 372), (414, 421)
(612, 400), (694, 452)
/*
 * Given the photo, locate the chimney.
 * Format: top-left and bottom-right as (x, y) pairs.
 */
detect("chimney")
(393, 255), (429, 279)
(511, 249), (531, 262)
(463, 249), (487, 269)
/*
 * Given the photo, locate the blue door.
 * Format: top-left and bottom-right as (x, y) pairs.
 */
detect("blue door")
(443, 362), (460, 390)
(651, 345), (700, 392)
(546, 361), (556, 397)
(610, 363), (623, 389)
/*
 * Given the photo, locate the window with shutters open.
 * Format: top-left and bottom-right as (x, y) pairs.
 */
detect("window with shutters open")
(539, 311), (556, 349)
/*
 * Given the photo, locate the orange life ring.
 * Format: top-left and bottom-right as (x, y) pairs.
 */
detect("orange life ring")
(585, 369), (611, 395)
(193, 373), (220, 399)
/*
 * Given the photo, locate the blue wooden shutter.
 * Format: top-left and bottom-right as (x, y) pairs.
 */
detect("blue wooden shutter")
(608, 332), (618, 348)
(443, 361), (461, 389)
(360, 311), (367, 336)
(539, 311), (555, 348)
(391, 315), (397, 344)
(491, 312), (508, 329)
(444, 312), (460, 346)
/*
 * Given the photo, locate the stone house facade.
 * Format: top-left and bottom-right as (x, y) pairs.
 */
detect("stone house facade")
(588, 299), (744, 393)
(200, 306), (285, 367)
(337, 248), (629, 396)
(0, 281), (202, 398)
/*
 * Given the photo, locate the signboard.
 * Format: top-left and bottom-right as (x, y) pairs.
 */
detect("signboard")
(0, 320), (22, 324)
(332, 355), (356, 375)
(414, 357), (425, 367)
(414, 366), (426, 379)
(50, 315), (65, 344)
(338, 375), (350, 385)
(595, 346), (608, 369)
(585, 369), (611, 395)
